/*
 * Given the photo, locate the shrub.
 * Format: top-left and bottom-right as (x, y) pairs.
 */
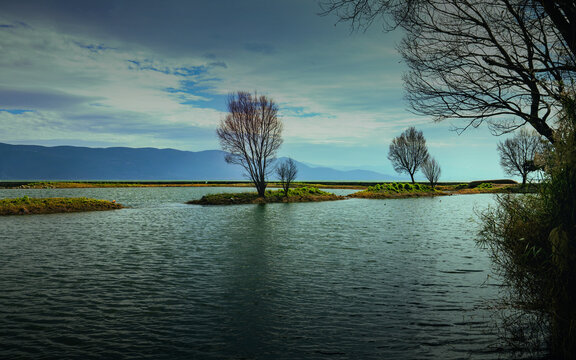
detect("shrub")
(479, 97), (576, 358)
(365, 182), (433, 193)
(476, 182), (493, 189)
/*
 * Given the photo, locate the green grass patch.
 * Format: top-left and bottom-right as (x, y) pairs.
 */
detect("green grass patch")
(365, 182), (434, 193)
(0, 196), (123, 215)
(475, 182), (493, 189)
(350, 182), (442, 199)
(188, 187), (344, 205)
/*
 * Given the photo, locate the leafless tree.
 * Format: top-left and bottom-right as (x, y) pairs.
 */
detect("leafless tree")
(388, 127), (429, 183)
(421, 157), (441, 188)
(497, 128), (544, 186)
(320, 0), (576, 143)
(276, 158), (298, 197)
(216, 91), (283, 197)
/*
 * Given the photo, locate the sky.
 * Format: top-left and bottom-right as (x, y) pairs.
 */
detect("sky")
(0, 0), (513, 181)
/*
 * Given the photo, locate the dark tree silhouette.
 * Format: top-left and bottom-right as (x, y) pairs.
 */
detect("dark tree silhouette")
(321, 0), (576, 143)
(216, 91), (283, 197)
(276, 158), (298, 197)
(497, 129), (544, 187)
(387, 127), (429, 183)
(421, 157), (441, 188)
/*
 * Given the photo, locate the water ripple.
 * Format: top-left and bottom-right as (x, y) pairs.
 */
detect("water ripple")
(0, 188), (507, 359)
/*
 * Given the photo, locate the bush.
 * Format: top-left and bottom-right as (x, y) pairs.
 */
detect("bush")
(365, 182), (433, 193)
(476, 182), (493, 189)
(479, 97), (576, 359)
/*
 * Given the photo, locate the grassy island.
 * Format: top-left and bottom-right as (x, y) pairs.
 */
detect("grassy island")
(188, 186), (344, 205)
(349, 182), (444, 199)
(350, 181), (524, 199)
(0, 196), (123, 216)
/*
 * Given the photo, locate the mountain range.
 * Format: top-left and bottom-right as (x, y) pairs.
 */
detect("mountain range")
(0, 142), (399, 181)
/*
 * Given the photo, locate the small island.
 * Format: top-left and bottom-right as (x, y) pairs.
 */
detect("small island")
(349, 180), (522, 199)
(188, 186), (344, 205)
(349, 182), (443, 199)
(0, 196), (123, 216)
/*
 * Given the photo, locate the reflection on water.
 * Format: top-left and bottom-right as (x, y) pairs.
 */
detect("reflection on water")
(0, 188), (505, 359)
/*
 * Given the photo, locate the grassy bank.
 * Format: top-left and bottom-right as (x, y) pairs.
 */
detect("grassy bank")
(0, 196), (123, 215)
(437, 181), (530, 194)
(349, 181), (524, 199)
(349, 182), (444, 199)
(188, 186), (344, 205)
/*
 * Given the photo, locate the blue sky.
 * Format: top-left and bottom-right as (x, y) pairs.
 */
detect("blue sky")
(0, 0), (513, 181)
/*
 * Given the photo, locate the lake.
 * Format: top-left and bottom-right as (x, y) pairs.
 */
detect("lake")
(0, 187), (506, 359)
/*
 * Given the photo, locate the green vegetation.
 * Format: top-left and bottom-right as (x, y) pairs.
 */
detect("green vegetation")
(440, 181), (525, 194)
(366, 182), (434, 193)
(349, 182), (442, 199)
(0, 196), (123, 215)
(188, 186), (344, 205)
(351, 181), (524, 199)
(454, 183), (468, 190)
(475, 182), (493, 189)
(479, 98), (576, 358)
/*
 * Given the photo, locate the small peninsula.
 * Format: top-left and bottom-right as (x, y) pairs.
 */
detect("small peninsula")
(349, 182), (443, 199)
(0, 197), (123, 216)
(349, 181), (522, 199)
(188, 186), (344, 205)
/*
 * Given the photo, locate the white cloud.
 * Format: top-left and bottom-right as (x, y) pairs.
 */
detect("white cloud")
(0, 19), (224, 149)
(0, 3), (504, 177)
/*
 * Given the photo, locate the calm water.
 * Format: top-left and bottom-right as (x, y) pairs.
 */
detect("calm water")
(0, 188), (506, 359)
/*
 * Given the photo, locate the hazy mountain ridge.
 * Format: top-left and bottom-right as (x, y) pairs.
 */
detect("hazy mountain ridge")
(0, 142), (398, 181)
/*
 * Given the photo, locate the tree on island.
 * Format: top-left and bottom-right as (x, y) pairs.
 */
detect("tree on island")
(276, 158), (298, 198)
(216, 91), (283, 197)
(421, 157), (441, 188)
(497, 129), (544, 187)
(388, 127), (429, 184)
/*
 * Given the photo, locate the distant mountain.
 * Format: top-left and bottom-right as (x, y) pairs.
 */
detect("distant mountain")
(0, 142), (397, 181)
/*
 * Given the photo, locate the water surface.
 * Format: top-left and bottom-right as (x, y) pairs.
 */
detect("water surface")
(0, 188), (504, 359)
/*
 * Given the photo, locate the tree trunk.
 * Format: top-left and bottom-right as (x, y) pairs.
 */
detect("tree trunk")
(256, 181), (267, 198)
(522, 175), (527, 188)
(410, 173), (415, 184)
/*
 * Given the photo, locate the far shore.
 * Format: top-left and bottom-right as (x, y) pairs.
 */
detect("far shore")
(0, 181), (530, 212)
(0, 179), (522, 191)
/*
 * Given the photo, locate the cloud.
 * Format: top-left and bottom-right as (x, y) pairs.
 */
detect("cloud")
(0, 16), (226, 150)
(0, 88), (100, 110)
(0, 1), (504, 177)
(2, 9), (412, 151)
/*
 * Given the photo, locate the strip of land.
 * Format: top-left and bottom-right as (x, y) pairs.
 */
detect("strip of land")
(188, 181), (529, 205)
(0, 197), (123, 216)
(0, 180), (529, 209)
(188, 187), (344, 205)
(350, 181), (527, 199)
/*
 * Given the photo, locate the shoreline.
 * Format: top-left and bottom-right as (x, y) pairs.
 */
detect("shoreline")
(1, 181), (529, 210)
(0, 179), (521, 191)
(0, 197), (123, 216)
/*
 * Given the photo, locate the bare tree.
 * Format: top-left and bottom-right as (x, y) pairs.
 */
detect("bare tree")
(421, 157), (441, 188)
(497, 128), (544, 187)
(388, 127), (429, 183)
(276, 158), (298, 197)
(216, 91), (283, 197)
(321, 0), (576, 143)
